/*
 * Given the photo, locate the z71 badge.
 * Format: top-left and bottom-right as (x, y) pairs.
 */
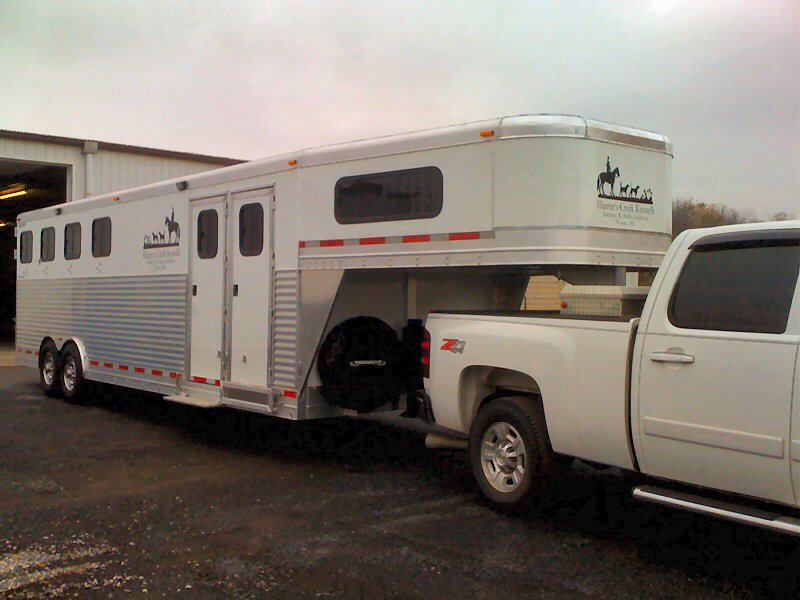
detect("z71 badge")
(440, 338), (466, 354)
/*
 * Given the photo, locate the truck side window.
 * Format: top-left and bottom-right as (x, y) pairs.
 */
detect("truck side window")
(40, 227), (56, 262)
(239, 203), (263, 257)
(334, 166), (443, 224)
(92, 217), (112, 258)
(669, 240), (800, 334)
(19, 231), (33, 264)
(197, 209), (218, 259)
(64, 222), (81, 260)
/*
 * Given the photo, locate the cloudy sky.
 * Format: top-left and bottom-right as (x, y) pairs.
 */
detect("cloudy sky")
(1, 0), (797, 217)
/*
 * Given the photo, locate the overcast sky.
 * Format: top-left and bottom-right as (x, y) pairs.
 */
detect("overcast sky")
(1, 0), (797, 217)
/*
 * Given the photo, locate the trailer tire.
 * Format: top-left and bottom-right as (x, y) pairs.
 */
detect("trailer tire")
(60, 344), (88, 403)
(317, 316), (408, 413)
(469, 396), (554, 507)
(39, 341), (62, 397)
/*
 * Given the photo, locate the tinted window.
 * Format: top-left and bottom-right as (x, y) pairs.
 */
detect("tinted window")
(239, 203), (263, 257)
(334, 166), (443, 224)
(92, 217), (112, 257)
(197, 209), (218, 259)
(40, 227), (55, 262)
(669, 240), (800, 334)
(64, 222), (81, 260)
(19, 231), (33, 264)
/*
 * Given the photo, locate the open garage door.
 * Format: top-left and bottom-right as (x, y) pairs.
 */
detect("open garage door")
(0, 162), (68, 343)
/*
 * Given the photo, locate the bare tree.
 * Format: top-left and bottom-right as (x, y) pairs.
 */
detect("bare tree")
(672, 197), (754, 238)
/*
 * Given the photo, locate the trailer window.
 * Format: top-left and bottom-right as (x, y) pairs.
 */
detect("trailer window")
(19, 231), (33, 264)
(334, 166), (443, 224)
(40, 227), (55, 262)
(64, 222), (81, 260)
(92, 217), (112, 258)
(197, 209), (218, 259)
(239, 203), (263, 257)
(669, 240), (800, 334)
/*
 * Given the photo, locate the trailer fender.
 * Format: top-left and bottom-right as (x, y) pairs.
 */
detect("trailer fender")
(60, 338), (89, 373)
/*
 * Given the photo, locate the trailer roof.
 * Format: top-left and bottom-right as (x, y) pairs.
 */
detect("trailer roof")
(18, 114), (673, 222)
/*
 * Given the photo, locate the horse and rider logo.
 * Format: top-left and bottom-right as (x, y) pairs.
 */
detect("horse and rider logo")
(143, 208), (181, 249)
(597, 157), (653, 204)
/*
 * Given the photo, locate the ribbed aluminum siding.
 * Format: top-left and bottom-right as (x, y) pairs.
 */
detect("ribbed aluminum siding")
(270, 270), (299, 390)
(16, 275), (188, 373)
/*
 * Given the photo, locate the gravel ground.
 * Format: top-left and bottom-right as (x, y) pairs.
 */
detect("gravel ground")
(1, 364), (798, 598)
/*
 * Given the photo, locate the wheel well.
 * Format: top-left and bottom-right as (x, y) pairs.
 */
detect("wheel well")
(458, 366), (542, 432)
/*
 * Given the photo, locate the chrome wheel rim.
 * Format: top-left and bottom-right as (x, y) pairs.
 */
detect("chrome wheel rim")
(42, 353), (56, 386)
(62, 356), (77, 392)
(480, 421), (526, 493)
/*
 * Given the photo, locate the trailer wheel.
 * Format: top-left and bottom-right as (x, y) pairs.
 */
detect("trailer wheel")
(38, 341), (62, 397)
(469, 396), (554, 506)
(60, 344), (87, 403)
(317, 316), (409, 413)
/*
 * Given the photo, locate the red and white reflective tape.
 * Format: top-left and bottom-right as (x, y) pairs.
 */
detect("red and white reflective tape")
(81, 357), (181, 380)
(190, 376), (221, 387)
(300, 230), (492, 249)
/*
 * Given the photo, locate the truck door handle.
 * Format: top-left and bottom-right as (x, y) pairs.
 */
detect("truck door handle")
(650, 352), (695, 364)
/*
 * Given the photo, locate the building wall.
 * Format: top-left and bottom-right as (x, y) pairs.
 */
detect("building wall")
(92, 151), (230, 197)
(0, 135), (238, 202)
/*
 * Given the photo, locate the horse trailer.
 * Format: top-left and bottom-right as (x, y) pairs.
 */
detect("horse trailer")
(15, 114), (673, 419)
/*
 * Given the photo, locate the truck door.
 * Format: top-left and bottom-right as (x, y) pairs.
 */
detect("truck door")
(227, 188), (273, 387)
(189, 197), (226, 384)
(792, 300), (800, 507)
(637, 233), (800, 506)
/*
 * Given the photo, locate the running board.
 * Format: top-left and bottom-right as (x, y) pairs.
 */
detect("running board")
(632, 485), (800, 536)
(164, 394), (221, 409)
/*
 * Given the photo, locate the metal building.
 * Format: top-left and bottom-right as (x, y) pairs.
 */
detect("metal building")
(1, 129), (243, 343)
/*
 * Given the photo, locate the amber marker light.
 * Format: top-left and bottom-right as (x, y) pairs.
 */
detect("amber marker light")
(480, 130), (494, 138)
(113, 196), (120, 202)
(288, 160), (297, 166)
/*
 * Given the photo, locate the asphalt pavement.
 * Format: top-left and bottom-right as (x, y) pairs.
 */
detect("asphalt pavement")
(0, 363), (798, 598)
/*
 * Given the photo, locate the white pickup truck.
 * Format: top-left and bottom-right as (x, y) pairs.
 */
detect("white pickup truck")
(422, 221), (800, 534)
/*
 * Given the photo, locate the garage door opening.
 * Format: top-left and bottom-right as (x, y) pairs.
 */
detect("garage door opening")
(0, 162), (68, 343)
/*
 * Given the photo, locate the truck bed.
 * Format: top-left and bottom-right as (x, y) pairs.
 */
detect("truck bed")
(424, 311), (637, 469)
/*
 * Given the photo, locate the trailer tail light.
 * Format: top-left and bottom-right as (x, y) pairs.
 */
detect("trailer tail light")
(421, 328), (431, 378)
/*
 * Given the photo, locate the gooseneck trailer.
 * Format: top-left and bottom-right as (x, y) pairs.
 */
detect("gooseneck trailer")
(15, 114), (672, 420)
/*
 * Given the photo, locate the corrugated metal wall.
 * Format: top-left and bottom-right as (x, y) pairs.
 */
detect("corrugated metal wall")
(1, 134), (236, 202)
(92, 151), (227, 196)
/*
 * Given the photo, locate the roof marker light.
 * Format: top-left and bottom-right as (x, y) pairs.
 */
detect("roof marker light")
(480, 130), (494, 138)
(288, 159), (297, 166)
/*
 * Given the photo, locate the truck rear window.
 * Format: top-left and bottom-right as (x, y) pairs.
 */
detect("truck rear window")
(669, 240), (800, 334)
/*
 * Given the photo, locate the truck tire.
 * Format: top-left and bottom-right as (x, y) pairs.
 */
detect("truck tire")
(469, 396), (555, 506)
(317, 316), (409, 413)
(38, 341), (62, 397)
(59, 344), (88, 403)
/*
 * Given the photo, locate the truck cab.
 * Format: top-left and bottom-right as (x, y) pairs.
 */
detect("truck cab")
(423, 221), (800, 533)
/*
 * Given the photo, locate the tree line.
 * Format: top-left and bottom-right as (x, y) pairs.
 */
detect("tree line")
(672, 197), (795, 239)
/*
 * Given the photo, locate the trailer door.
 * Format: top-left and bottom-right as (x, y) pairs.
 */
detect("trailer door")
(228, 188), (273, 387)
(190, 197), (226, 383)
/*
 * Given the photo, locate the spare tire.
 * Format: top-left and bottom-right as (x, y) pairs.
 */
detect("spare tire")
(317, 316), (409, 413)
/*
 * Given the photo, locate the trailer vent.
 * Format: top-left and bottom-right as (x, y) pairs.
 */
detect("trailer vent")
(270, 270), (299, 390)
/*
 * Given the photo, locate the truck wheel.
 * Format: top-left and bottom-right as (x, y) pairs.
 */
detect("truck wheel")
(317, 316), (409, 413)
(60, 345), (87, 403)
(38, 341), (62, 397)
(469, 396), (554, 506)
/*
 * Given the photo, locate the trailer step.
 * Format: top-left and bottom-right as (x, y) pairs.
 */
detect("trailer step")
(632, 485), (800, 536)
(164, 394), (221, 409)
